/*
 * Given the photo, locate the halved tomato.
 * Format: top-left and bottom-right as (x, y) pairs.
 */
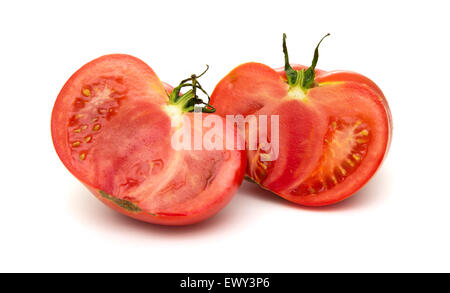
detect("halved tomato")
(52, 54), (246, 225)
(210, 34), (392, 206)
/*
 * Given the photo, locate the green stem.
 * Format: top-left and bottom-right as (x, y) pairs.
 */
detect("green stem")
(168, 65), (215, 113)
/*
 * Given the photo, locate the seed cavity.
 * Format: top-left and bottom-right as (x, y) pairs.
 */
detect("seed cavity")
(69, 78), (127, 164)
(74, 98), (85, 109)
(290, 118), (370, 197)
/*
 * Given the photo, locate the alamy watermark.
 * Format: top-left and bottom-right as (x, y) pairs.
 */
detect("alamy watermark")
(170, 108), (279, 162)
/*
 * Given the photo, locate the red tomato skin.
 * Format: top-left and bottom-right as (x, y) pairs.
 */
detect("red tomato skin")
(211, 62), (392, 206)
(52, 55), (246, 225)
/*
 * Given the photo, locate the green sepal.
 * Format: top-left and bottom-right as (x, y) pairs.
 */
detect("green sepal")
(302, 33), (330, 89)
(282, 33), (330, 91)
(283, 33), (298, 85)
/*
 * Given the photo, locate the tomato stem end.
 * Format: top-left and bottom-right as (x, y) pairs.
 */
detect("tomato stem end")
(168, 65), (216, 113)
(282, 33), (330, 92)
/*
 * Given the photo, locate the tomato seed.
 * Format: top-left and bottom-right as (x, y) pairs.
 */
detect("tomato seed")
(346, 158), (355, 167)
(82, 88), (91, 97)
(359, 129), (369, 136)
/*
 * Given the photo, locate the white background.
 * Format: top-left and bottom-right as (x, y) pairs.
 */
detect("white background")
(1, 0), (449, 273)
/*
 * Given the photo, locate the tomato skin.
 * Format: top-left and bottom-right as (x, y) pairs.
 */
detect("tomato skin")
(211, 62), (392, 206)
(52, 54), (246, 225)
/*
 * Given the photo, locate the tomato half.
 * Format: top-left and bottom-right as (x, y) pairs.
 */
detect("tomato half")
(210, 36), (392, 206)
(52, 54), (246, 225)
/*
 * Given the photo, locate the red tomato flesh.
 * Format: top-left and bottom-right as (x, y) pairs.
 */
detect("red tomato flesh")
(210, 62), (392, 206)
(52, 54), (246, 225)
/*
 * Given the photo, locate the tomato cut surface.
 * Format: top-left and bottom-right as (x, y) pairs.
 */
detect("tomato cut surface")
(52, 54), (246, 225)
(211, 61), (391, 206)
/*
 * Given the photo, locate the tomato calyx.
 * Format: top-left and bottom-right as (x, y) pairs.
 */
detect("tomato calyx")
(282, 33), (330, 96)
(168, 65), (216, 113)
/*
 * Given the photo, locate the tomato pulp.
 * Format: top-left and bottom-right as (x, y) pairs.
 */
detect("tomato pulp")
(210, 35), (392, 206)
(52, 54), (246, 225)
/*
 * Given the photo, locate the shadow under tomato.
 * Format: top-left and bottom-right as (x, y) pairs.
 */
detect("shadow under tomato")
(239, 168), (392, 212)
(68, 183), (241, 237)
(68, 167), (391, 235)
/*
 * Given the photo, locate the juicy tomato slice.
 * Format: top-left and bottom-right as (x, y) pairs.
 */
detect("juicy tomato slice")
(246, 100), (326, 192)
(52, 54), (245, 225)
(284, 81), (390, 205)
(210, 62), (391, 206)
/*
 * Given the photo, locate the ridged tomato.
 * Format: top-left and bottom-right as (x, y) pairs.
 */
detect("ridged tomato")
(210, 35), (392, 206)
(52, 54), (246, 225)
